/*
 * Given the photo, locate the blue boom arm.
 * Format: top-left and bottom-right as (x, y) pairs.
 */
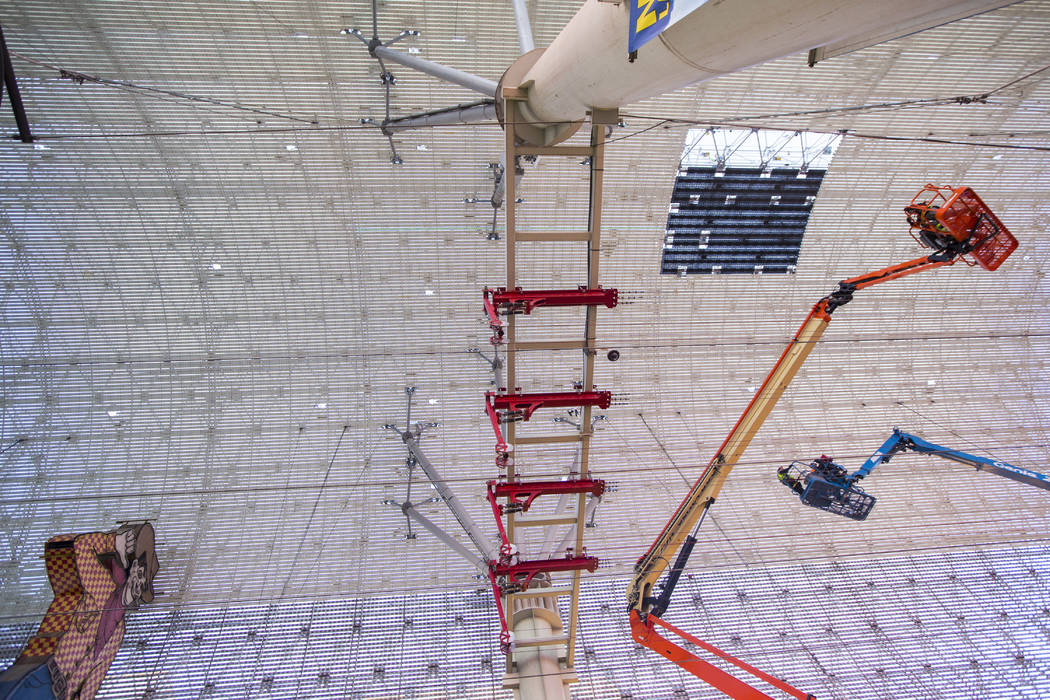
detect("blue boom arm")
(855, 428), (1050, 491)
(779, 428), (1049, 521)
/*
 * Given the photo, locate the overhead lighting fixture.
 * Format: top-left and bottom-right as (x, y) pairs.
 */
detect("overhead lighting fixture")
(315, 402), (327, 409)
(427, 398), (438, 405)
(106, 410), (120, 417)
(424, 289), (435, 296)
(285, 144), (298, 151)
(210, 263), (222, 270)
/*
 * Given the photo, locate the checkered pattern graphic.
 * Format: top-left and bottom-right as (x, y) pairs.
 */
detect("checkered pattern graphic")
(52, 533), (118, 672)
(16, 537), (85, 663)
(37, 593), (81, 634)
(22, 635), (58, 658)
(15, 532), (125, 699)
(46, 535), (82, 596)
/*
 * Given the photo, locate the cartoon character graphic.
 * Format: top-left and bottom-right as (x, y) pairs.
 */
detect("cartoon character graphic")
(0, 523), (159, 699)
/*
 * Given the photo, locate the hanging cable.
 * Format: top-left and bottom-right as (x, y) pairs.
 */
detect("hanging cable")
(8, 50), (323, 124)
(0, 438), (25, 455)
(638, 412), (691, 487)
(279, 424), (349, 596)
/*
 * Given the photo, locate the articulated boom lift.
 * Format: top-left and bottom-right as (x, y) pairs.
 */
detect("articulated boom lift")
(627, 186), (1017, 699)
(780, 428), (1050, 520)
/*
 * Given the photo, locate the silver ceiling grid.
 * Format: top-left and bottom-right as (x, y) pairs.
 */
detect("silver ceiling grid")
(1, 0), (1049, 697)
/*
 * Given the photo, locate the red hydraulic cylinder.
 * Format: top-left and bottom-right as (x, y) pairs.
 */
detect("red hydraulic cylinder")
(484, 286), (618, 344)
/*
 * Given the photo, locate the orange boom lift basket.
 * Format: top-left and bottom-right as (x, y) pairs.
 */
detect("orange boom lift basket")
(904, 184), (1018, 271)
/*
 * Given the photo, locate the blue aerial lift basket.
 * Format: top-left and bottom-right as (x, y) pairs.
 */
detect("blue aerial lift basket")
(779, 429), (1049, 520)
(780, 460), (876, 520)
(801, 473), (876, 520)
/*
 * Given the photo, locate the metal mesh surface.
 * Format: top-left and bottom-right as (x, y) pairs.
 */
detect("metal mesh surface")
(2, 543), (1045, 699)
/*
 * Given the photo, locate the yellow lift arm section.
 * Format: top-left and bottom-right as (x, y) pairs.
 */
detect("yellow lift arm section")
(627, 252), (954, 614)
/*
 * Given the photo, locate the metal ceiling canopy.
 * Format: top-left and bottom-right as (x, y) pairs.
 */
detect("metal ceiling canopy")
(0, 0), (1048, 697)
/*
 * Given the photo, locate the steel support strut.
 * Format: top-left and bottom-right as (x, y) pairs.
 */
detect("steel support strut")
(398, 501), (488, 569)
(400, 428), (497, 562)
(0, 25), (33, 143)
(372, 44), (497, 97)
(382, 100), (496, 133)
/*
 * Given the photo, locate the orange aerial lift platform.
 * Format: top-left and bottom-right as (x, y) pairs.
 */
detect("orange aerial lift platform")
(627, 185), (1018, 699)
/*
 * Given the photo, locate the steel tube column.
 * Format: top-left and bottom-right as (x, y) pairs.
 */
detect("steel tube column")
(513, 612), (569, 699)
(512, 0), (535, 54)
(403, 432), (497, 562)
(383, 101), (496, 132)
(400, 502), (488, 570)
(516, 0), (1007, 135)
(373, 45), (497, 97)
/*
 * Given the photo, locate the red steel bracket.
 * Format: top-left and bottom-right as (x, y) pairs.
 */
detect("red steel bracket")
(491, 553), (599, 593)
(488, 478), (606, 514)
(486, 479), (606, 556)
(483, 286), (618, 344)
(489, 389), (612, 423)
(489, 554), (600, 654)
(484, 389), (611, 467)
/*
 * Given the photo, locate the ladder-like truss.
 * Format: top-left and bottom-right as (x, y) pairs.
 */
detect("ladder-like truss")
(482, 83), (621, 685)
